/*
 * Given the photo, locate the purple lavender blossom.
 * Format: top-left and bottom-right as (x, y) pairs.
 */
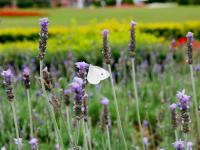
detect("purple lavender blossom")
(194, 65), (200, 72)
(173, 140), (185, 150)
(129, 20), (136, 57)
(29, 138), (38, 150)
(75, 62), (89, 85)
(187, 142), (193, 150)
(102, 29), (111, 64)
(73, 77), (84, 86)
(1, 69), (14, 102)
(176, 90), (191, 133)
(55, 144), (60, 150)
(143, 137), (148, 147)
(14, 138), (22, 147)
(101, 98), (109, 106)
(75, 62), (89, 73)
(23, 67), (31, 89)
(1, 146), (6, 150)
(170, 103), (178, 129)
(186, 32), (194, 40)
(186, 31), (193, 64)
(63, 89), (71, 106)
(131, 20), (137, 28)
(1, 69), (12, 83)
(143, 120), (149, 128)
(38, 18), (49, 60)
(176, 90), (191, 109)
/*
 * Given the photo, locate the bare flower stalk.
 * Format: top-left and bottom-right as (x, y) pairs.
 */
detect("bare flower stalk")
(108, 65), (128, 150)
(131, 58), (145, 149)
(27, 89), (33, 138)
(11, 102), (21, 150)
(106, 125), (111, 150)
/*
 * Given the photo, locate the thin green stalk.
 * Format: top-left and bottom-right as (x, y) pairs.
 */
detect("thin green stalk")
(106, 125), (111, 150)
(40, 60), (64, 150)
(83, 120), (88, 150)
(85, 122), (92, 150)
(27, 89), (33, 138)
(189, 65), (200, 136)
(131, 58), (145, 150)
(175, 130), (178, 141)
(10, 102), (21, 150)
(184, 133), (188, 150)
(66, 106), (73, 145)
(75, 120), (80, 147)
(108, 64), (128, 150)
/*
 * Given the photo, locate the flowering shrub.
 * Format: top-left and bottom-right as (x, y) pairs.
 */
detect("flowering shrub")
(0, 10), (47, 17)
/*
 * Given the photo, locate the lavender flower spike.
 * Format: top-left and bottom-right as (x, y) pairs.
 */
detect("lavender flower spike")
(129, 20), (137, 57)
(1, 146), (6, 150)
(38, 18), (49, 60)
(102, 29), (111, 64)
(170, 103), (178, 129)
(29, 138), (38, 150)
(186, 31), (193, 64)
(1, 69), (14, 102)
(101, 98), (109, 106)
(173, 140), (185, 150)
(23, 67), (31, 89)
(187, 142), (193, 150)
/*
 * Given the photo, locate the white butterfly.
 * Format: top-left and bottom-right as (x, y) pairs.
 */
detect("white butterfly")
(87, 65), (110, 85)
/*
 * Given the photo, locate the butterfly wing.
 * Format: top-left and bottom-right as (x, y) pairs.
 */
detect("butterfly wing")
(87, 65), (110, 85)
(87, 65), (101, 84)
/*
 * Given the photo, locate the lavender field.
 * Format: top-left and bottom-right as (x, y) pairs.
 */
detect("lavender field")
(1, 5), (200, 150)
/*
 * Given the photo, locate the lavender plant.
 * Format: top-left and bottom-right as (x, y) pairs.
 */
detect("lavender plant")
(102, 29), (128, 150)
(38, 18), (64, 150)
(185, 32), (200, 138)
(129, 20), (145, 149)
(22, 67), (34, 139)
(101, 98), (111, 150)
(1, 69), (21, 150)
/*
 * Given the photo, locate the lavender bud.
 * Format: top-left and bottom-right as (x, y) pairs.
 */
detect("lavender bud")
(1, 69), (14, 102)
(186, 32), (193, 64)
(42, 67), (53, 92)
(82, 94), (88, 122)
(100, 98), (111, 130)
(1, 146), (6, 150)
(29, 138), (39, 150)
(169, 103), (178, 129)
(63, 89), (71, 106)
(102, 29), (111, 64)
(129, 20), (137, 57)
(38, 18), (49, 60)
(173, 140), (185, 150)
(187, 142), (193, 150)
(23, 67), (31, 89)
(14, 138), (23, 147)
(176, 90), (191, 133)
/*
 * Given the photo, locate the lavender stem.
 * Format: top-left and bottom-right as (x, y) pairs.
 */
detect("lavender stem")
(108, 64), (128, 150)
(189, 65), (200, 136)
(131, 58), (145, 149)
(27, 89), (33, 138)
(106, 125), (111, 150)
(66, 106), (73, 144)
(10, 102), (21, 150)
(40, 60), (64, 150)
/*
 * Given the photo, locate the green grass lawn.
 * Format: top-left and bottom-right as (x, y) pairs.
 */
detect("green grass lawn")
(1, 6), (200, 28)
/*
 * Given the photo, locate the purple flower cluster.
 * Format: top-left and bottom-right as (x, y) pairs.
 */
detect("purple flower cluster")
(38, 18), (49, 60)
(63, 89), (71, 106)
(70, 77), (84, 120)
(176, 90), (191, 133)
(186, 31), (193, 64)
(169, 103), (178, 129)
(100, 98), (111, 129)
(23, 67), (31, 89)
(75, 61), (89, 86)
(176, 90), (191, 110)
(129, 20), (136, 57)
(1, 69), (14, 102)
(29, 138), (38, 150)
(102, 29), (112, 64)
(173, 140), (185, 150)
